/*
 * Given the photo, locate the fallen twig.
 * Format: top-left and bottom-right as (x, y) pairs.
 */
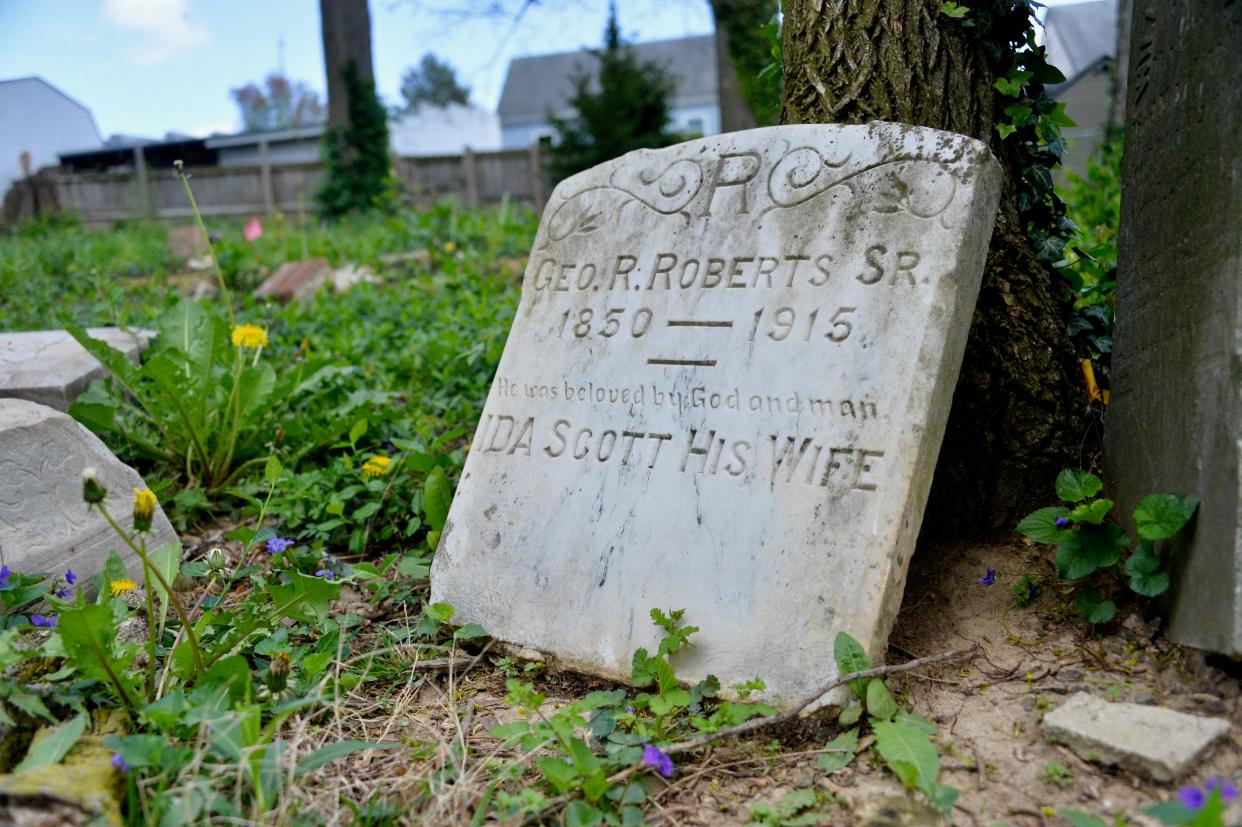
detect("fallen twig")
(665, 644), (979, 755)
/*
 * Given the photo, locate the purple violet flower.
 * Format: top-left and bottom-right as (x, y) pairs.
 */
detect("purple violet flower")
(1207, 778), (1239, 802)
(0, 565), (11, 589)
(1055, 516), (1070, 529)
(55, 588), (73, 600)
(315, 569), (336, 581)
(65, 569), (77, 585)
(30, 614), (57, 628)
(641, 744), (674, 778)
(1177, 786), (1207, 811)
(267, 537), (294, 554)
(977, 568), (997, 586)
(111, 753), (129, 772)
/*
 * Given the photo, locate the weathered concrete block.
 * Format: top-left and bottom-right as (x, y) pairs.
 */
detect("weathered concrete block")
(1107, 1), (1242, 655)
(431, 123), (1002, 707)
(1043, 692), (1230, 782)
(0, 328), (150, 412)
(0, 399), (178, 587)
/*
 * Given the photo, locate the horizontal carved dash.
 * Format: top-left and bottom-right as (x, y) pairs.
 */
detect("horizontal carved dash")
(647, 358), (718, 367)
(666, 320), (734, 328)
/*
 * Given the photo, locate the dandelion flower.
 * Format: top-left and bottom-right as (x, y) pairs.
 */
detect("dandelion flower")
(82, 466), (106, 504)
(231, 324), (269, 349)
(444, 241), (457, 253)
(362, 455), (391, 478)
(110, 578), (139, 596)
(132, 487), (157, 533)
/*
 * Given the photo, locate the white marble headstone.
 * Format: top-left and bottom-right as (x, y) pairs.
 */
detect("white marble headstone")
(431, 123), (1001, 706)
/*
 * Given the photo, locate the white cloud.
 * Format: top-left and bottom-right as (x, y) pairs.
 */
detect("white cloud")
(103, 0), (210, 64)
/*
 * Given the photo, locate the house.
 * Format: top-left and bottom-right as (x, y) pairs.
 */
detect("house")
(497, 35), (720, 149)
(0, 77), (102, 200)
(389, 104), (500, 157)
(1043, 0), (1120, 176)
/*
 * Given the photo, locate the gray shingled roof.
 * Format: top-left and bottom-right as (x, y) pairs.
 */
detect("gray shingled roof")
(1044, 0), (1117, 81)
(498, 34), (717, 124)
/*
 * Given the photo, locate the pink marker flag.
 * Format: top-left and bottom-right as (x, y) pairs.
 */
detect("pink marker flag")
(244, 217), (263, 242)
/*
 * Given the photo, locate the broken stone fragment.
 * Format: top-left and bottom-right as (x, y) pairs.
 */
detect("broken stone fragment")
(0, 328), (152, 412)
(0, 399), (179, 591)
(0, 709), (127, 827)
(253, 258), (332, 302)
(1042, 691), (1231, 781)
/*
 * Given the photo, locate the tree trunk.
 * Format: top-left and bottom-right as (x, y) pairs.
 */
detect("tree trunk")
(781, 0), (1082, 537)
(710, 0), (762, 131)
(320, 0), (375, 129)
(710, 0), (786, 129)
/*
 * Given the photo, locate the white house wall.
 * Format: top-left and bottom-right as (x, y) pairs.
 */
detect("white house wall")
(501, 103), (721, 150)
(0, 78), (101, 201)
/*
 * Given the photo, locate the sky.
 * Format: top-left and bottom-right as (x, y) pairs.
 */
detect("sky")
(0, 0), (712, 140)
(0, 0), (1093, 141)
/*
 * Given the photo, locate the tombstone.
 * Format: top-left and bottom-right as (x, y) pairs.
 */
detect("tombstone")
(0, 327), (151, 411)
(431, 123), (1002, 706)
(254, 258), (332, 302)
(1107, 2), (1242, 656)
(0, 399), (178, 587)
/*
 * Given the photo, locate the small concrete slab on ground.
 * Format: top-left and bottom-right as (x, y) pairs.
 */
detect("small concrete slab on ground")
(254, 258), (332, 301)
(1042, 691), (1231, 781)
(0, 327), (150, 411)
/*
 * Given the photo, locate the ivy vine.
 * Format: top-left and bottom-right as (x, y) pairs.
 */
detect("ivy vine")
(938, 0), (1079, 264)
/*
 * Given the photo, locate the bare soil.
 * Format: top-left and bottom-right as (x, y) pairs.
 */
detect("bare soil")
(279, 540), (1242, 826)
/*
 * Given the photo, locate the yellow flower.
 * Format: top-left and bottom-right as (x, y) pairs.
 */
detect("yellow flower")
(110, 578), (139, 596)
(444, 241), (457, 253)
(231, 324), (269, 349)
(361, 455), (391, 478)
(132, 487), (156, 532)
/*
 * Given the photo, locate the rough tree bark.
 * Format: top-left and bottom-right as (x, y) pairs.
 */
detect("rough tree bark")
(781, 0), (1082, 537)
(319, 0), (375, 129)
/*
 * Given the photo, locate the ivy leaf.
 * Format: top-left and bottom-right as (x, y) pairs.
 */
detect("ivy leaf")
(1074, 588), (1117, 624)
(872, 718), (940, 794)
(996, 123), (1017, 139)
(939, 1), (969, 17)
(423, 466), (452, 533)
(1134, 493), (1199, 540)
(1016, 506), (1073, 543)
(817, 728), (858, 773)
(833, 632), (872, 701)
(1056, 469), (1104, 503)
(1055, 523), (1129, 580)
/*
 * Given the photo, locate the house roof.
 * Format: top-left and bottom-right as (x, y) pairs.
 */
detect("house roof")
(1043, 0), (1117, 80)
(204, 125), (324, 149)
(497, 34), (717, 124)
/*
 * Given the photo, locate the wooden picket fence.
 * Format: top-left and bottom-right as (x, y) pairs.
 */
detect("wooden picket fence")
(27, 145), (550, 226)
